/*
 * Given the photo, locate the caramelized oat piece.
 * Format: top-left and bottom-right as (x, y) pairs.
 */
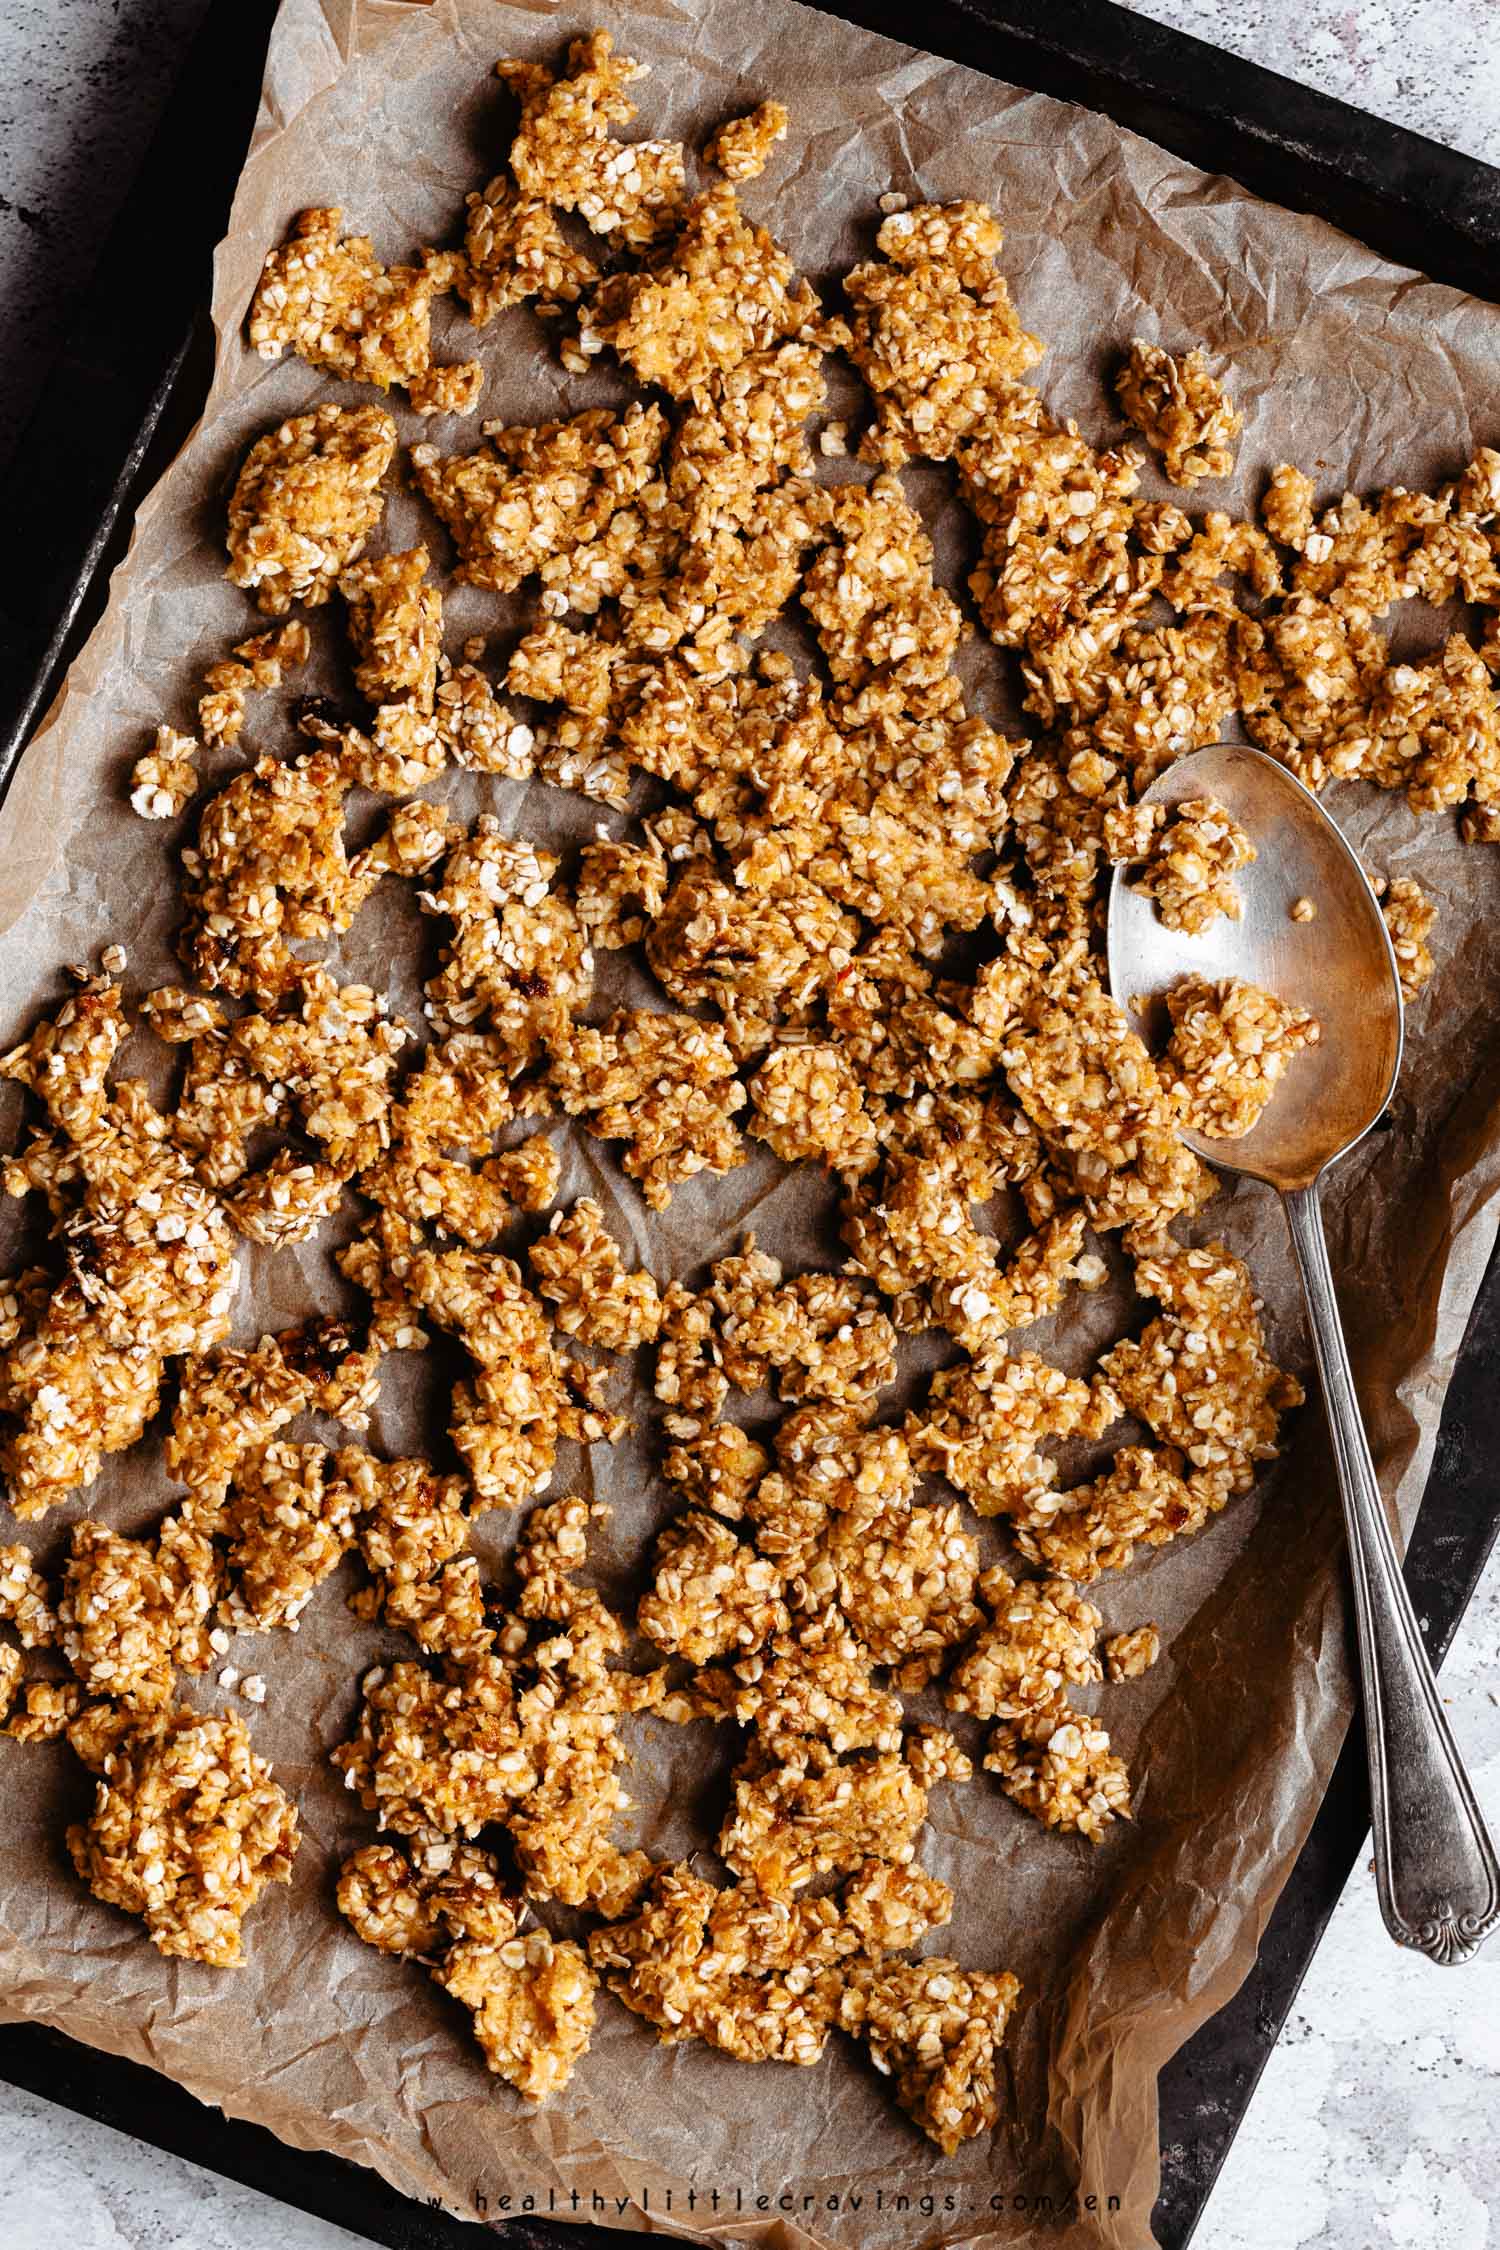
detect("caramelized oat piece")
(0, 1542), (57, 1647)
(421, 821), (592, 1057)
(584, 185), (820, 397)
(340, 1838), (592, 2097)
(198, 619), (311, 753)
(820, 1483), (981, 1684)
(165, 1318), (377, 1506)
(718, 1735), (950, 1896)
(528, 1198), (662, 1351)
(0, 1070), (238, 1519)
(6, 1678), (83, 1742)
(335, 546), (445, 793)
(499, 31), (686, 247)
(1126, 797), (1257, 935)
(1349, 638), (1500, 817)
(695, 1610), (903, 1758)
(549, 1008), (746, 1209)
(1104, 1624), (1161, 1681)
(67, 1708), (298, 1965)
(228, 970), (409, 1172)
(334, 1657), (538, 1839)
(838, 1956), (1021, 2154)
(747, 1042), (883, 1177)
(58, 1520), (205, 1707)
(1163, 973), (1319, 1140)
(999, 962), (1213, 1235)
(1115, 340), (1240, 487)
(908, 1350), (1118, 1522)
(662, 1420), (768, 1521)
(456, 176), (598, 324)
(437, 1930), (598, 2100)
(223, 1152), (345, 1247)
(226, 403), (396, 616)
(1014, 1444), (1228, 1581)
(706, 101), (789, 182)
(591, 1858), (951, 2067)
(219, 1441), (359, 1633)
(402, 1246), (562, 1510)
(1381, 874), (1437, 998)
(177, 752), (373, 998)
(129, 724), (202, 822)
(1234, 594), (1386, 792)
(984, 1696), (1131, 1841)
(945, 1571), (1103, 1721)
(1099, 1238), (1302, 1496)
(248, 207), (479, 413)
(959, 391), (1161, 722)
(412, 401), (666, 592)
(844, 201), (1041, 466)
(337, 1837), (512, 1956)
(0, 1643), (21, 1725)
(638, 1510), (788, 1665)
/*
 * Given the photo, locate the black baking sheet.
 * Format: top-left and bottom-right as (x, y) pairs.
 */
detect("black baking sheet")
(1, 3), (1497, 2246)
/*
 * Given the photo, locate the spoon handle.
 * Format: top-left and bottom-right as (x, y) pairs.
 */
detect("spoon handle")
(1283, 1182), (1500, 1963)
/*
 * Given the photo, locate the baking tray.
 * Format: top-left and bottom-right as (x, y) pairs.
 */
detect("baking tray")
(1, 2), (1497, 2245)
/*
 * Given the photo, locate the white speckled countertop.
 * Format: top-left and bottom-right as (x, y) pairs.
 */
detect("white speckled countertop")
(1, 4), (1498, 2247)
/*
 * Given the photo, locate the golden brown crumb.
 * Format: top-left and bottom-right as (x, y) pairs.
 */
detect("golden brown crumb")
(839, 1955), (1021, 2153)
(226, 403), (396, 616)
(1126, 797), (1257, 934)
(248, 207), (479, 413)
(1290, 895), (1317, 922)
(706, 102), (789, 182)
(499, 32), (686, 248)
(1104, 1624), (1161, 1680)
(67, 1708), (298, 1965)
(1115, 340), (1240, 486)
(1163, 973), (1319, 1140)
(1381, 874), (1438, 998)
(528, 1198), (662, 1351)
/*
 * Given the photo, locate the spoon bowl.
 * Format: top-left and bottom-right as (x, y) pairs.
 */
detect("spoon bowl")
(1105, 741), (1404, 1191)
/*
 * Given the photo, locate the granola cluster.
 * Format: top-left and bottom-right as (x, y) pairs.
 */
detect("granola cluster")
(8, 16), (1467, 2163)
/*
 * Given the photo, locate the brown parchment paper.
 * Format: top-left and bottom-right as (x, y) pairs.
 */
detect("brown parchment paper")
(2, 2), (1500, 2245)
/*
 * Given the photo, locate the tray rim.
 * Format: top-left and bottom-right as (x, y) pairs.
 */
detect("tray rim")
(1, 3), (1498, 2247)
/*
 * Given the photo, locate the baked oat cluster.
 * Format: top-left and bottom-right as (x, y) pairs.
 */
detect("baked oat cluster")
(0, 22), (1464, 2161)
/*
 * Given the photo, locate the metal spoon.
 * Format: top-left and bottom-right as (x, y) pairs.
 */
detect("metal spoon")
(1106, 740), (1500, 1965)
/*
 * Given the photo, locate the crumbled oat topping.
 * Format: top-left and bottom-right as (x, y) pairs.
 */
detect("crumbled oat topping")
(529, 1198), (662, 1352)
(249, 207), (479, 413)
(7, 19), (1472, 2152)
(226, 403), (396, 616)
(706, 102), (789, 183)
(1381, 873), (1438, 999)
(1163, 973), (1320, 1140)
(844, 203), (1041, 466)
(67, 1708), (298, 1964)
(1104, 1623), (1161, 1681)
(499, 32), (686, 248)
(839, 1955), (1021, 2153)
(1115, 340), (1240, 487)
(1125, 796), (1256, 934)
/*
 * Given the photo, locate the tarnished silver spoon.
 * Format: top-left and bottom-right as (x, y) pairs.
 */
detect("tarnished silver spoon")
(1107, 740), (1499, 1964)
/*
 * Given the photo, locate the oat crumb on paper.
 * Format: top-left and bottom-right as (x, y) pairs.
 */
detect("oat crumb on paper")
(1115, 339), (1241, 487)
(706, 102), (789, 182)
(4, 7), (1483, 2165)
(1382, 873), (1438, 998)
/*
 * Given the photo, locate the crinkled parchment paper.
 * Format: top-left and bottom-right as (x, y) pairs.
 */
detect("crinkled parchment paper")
(1, 2), (1499, 2245)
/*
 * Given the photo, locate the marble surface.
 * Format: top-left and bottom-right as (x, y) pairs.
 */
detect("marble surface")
(1, 3), (1498, 2247)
